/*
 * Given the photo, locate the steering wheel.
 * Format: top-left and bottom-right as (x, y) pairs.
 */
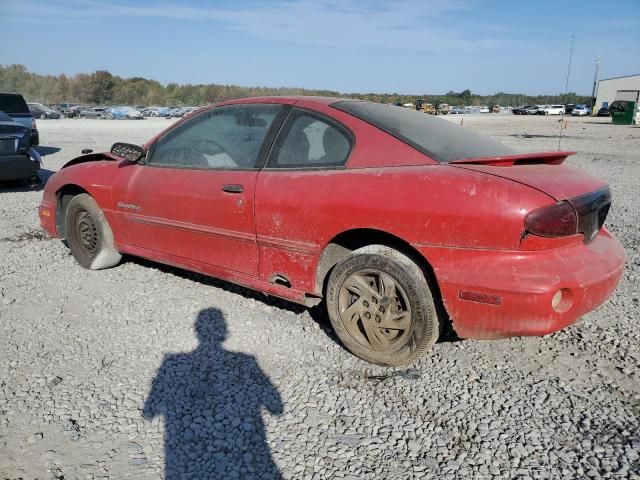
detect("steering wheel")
(197, 139), (228, 157)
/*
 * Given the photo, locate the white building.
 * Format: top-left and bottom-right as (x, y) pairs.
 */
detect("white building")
(595, 74), (640, 109)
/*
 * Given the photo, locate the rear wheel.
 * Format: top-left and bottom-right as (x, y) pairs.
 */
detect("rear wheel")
(326, 245), (440, 366)
(64, 194), (122, 270)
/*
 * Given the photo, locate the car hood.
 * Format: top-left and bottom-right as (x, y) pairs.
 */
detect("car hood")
(451, 152), (606, 200)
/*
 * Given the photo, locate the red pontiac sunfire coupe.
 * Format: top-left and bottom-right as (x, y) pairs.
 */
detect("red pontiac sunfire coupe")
(39, 97), (625, 366)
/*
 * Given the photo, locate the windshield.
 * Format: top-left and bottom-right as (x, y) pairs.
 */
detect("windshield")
(331, 101), (515, 163)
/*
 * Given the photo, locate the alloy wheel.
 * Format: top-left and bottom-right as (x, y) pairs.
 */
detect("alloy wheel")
(338, 269), (412, 351)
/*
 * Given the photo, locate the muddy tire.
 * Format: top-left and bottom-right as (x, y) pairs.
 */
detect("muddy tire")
(326, 245), (439, 366)
(64, 193), (122, 270)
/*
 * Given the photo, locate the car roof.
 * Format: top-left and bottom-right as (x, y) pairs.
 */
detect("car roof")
(218, 95), (355, 107)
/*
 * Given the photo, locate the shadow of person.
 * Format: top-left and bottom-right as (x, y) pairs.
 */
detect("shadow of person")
(143, 308), (283, 479)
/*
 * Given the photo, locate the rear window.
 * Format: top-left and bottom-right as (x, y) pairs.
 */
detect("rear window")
(331, 101), (514, 163)
(0, 93), (30, 114)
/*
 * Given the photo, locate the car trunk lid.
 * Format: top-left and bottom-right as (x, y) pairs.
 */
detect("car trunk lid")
(451, 151), (612, 241)
(0, 122), (29, 155)
(450, 151), (606, 200)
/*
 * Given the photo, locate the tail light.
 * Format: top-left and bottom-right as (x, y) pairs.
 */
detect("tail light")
(525, 201), (577, 237)
(31, 118), (37, 129)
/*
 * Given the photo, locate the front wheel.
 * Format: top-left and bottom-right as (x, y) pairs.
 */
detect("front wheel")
(326, 245), (440, 366)
(64, 194), (122, 270)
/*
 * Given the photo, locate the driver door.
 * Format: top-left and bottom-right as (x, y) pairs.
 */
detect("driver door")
(113, 104), (286, 277)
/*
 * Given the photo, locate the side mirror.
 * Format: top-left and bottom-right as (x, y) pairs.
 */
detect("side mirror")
(110, 142), (145, 162)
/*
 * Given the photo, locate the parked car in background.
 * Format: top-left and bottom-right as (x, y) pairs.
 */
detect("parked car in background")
(171, 107), (199, 118)
(0, 93), (38, 145)
(164, 107), (181, 118)
(597, 107), (611, 117)
(564, 104), (576, 114)
(104, 107), (144, 120)
(449, 107), (465, 114)
(79, 107), (105, 119)
(56, 103), (80, 117)
(572, 105), (592, 116)
(28, 103), (61, 119)
(141, 107), (161, 117)
(120, 107), (144, 119)
(513, 105), (534, 115)
(541, 105), (565, 115)
(37, 97), (624, 366)
(0, 110), (39, 181)
(479, 106), (490, 113)
(65, 106), (90, 118)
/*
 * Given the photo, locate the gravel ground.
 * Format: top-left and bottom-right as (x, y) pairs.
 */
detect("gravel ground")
(0, 115), (638, 479)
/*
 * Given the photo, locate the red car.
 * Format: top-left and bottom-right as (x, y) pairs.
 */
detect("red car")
(38, 97), (625, 366)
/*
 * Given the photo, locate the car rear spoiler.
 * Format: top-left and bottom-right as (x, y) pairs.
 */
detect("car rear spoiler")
(450, 151), (576, 166)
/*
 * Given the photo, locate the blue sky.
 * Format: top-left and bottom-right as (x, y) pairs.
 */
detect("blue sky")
(2, 0), (639, 95)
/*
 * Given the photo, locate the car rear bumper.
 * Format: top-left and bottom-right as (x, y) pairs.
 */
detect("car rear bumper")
(0, 154), (38, 181)
(414, 228), (625, 339)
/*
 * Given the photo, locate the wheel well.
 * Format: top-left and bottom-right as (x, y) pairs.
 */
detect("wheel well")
(315, 228), (452, 335)
(55, 184), (89, 238)
(315, 229), (441, 296)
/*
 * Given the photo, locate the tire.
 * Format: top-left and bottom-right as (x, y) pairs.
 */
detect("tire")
(64, 193), (122, 270)
(40, 113), (47, 120)
(326, 245), (439, 366)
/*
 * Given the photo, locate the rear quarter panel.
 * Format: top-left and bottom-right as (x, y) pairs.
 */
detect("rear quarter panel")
(255, 165), (554, 293)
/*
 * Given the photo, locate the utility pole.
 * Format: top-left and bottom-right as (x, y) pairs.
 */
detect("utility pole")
(591, 57), (601, 111)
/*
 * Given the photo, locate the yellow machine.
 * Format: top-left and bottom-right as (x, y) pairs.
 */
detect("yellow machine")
(437, 103), (450, 115)
(415, 98), (435, 115)
(422, 103), (435, 114)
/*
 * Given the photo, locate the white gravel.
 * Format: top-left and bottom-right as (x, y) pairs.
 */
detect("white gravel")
(0, 115), (638, 479)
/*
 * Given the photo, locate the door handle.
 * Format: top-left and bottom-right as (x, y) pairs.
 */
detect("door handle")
(222, 184), (243, 193)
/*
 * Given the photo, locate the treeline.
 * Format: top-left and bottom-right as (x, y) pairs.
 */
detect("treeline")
(1, 64), (591, 107)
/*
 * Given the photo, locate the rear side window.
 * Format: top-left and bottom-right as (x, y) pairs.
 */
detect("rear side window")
(333, 101), (514, 163)
(268, 110), (352, 168)
(0, 94), (30, 114)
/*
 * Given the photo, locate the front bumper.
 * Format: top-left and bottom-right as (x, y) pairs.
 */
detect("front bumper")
(39, 199), (57, 237)
(415, 228), (625, 339)
(0, 154), (38, 181)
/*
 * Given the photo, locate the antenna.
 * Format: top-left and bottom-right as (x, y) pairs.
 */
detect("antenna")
(558, 35), (574, 151)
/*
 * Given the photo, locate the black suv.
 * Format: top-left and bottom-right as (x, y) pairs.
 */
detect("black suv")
(0, 93), (39, 145)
